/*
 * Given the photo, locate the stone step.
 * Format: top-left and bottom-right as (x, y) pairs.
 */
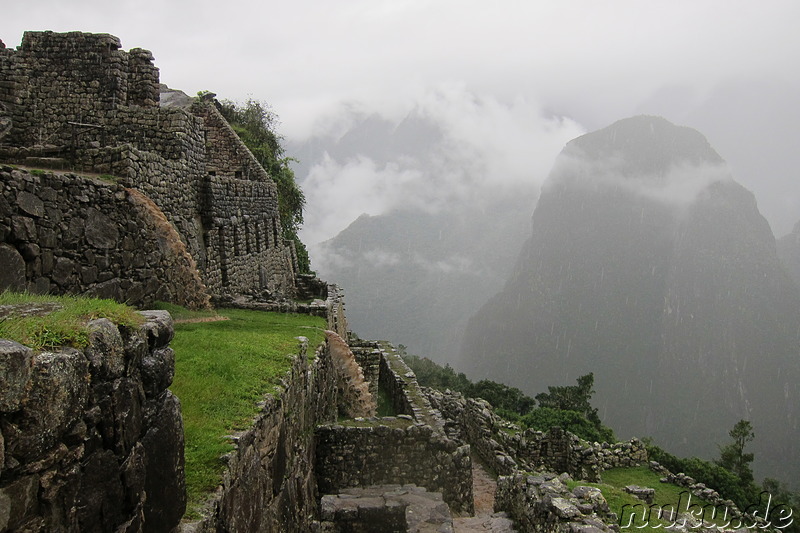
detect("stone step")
(453, 513), (516, 532)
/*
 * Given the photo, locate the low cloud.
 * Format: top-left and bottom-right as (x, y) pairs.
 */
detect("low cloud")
(298, 84), (585, 247)
(548, 150), (733, 208)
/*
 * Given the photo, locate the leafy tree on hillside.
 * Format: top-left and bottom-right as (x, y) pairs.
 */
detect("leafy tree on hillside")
(535, 372), (601, 426)
(212, 96), (311, 272)
(403, 353), (614, 441)
(716, 419), (755, 483)
(521, 407), (614, 443)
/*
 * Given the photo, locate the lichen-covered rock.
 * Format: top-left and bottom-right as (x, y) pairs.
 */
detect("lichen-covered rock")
(0, 308), (183, 532)
(0, 339), (33, 412)
(138, 310), (174, 349)
(140, 347), (175, 399)
(496, 473), (618, 533)
(85, 318), (126, 379)
(3, 349), (90, 463)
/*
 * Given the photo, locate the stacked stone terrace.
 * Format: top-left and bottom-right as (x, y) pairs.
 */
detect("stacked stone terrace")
(314, 340), (475, 529)
(0, 31), (297, 305)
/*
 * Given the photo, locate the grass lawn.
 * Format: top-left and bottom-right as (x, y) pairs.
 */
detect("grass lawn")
(152, 301), (221, 322)
(569, 466), (730, 532)
(169, 308), (326, 518)
(0, 290), (143, 349)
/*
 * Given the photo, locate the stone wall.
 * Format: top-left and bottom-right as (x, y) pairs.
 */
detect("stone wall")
(350, 340), (382, 400)
(425, 388), (647, 482)
(186, 339), (338, 533)
(319, 485), (455, 532)
(315, 421), (473, 516)
(182, 283), (347, 532)
(0, 31), (298, 301)
(315, 344), (474, 516)
(191, 102), (297, 298)
(0, 31), (159, 150)
(0, 165), (209, 309)
(0, 309), (185, 532)
(495, 472), (617, 533)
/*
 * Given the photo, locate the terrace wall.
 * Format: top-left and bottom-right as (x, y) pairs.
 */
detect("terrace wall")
(0, 310), (184, 532)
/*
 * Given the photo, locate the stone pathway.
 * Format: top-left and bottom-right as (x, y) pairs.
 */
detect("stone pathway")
(453, 456), (516, 532)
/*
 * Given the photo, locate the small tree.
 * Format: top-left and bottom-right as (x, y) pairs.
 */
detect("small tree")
(716, 419), (755, 483)
(212, 97), (311, 272)
(535, 372), (600, 424)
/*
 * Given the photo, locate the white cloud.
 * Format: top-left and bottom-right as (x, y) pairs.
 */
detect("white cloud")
(299, 84), (584, 246)
(3, 0), (800, 233)
(550, 150), (733, 208)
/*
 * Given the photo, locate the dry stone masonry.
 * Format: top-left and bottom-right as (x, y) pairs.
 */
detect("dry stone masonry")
(0, 165), (209, 309)
(315, 341), (474, 518)
(495, 472), (618, 533)
(0, 31), (298, 303)
(1, 29), (753, 533)
(425, 388), (648, 482)
(0, 308), (184, 532)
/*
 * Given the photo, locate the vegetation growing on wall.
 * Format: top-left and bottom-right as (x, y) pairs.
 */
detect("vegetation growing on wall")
(0, 291), (143, 349)
(214, 97), (312, 272)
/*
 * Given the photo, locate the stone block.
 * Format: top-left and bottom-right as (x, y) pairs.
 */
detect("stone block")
(11, 215), (37, 241)
(3, 349), (90, 463)
(16, 191), (44, 217)
(76, 449), (125, 531)
(142, 391), (185, 532)
(0, 244), (26, 292)
(0, 474), (39, 531)
(85, 318), (126, 379)
(141, 347), (174, 399)
(0, 339), (33, 412)
(52, 256), (75, 286)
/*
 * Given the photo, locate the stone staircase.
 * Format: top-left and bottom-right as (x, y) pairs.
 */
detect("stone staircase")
(453, 457), (516, 533)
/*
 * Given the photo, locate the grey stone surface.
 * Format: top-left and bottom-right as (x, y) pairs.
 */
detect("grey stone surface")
(320, 485), (454, 533)
(16, 191), (44, 218)
(0, 243), (25, 292)
(315, 345), (473, 516)
(85, 318), (126, 379)
(142, 391), (186, 532)
(84, 208), (119, 249)
(0, 30), (300, 307)
(0, 308), (185, 532)
(0, 339), (32, 412)
(496, 473), (618, 533)
(426, 388), (647, 482)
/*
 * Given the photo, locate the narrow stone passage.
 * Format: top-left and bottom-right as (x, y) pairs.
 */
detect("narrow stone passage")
(452, 455), (516, 532)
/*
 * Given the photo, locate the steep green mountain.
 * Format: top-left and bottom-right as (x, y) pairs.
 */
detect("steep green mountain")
(459, 116), (800, 485)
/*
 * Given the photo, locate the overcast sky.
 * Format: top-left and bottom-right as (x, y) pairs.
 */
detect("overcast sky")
(4, 0), (800, 239)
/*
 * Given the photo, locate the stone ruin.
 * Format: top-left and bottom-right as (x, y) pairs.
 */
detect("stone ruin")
(0, 31), (299, 305)
(0, 309), (183, 532)
(0, 30), (754, 533)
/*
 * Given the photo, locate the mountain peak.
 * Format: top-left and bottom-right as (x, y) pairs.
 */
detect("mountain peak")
(563, 115), (724, 176)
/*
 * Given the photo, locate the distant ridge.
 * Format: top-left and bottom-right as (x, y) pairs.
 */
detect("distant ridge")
(459, 115), (800, 486)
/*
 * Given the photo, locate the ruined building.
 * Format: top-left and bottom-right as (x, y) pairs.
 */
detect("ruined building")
(0, 31), (298, 305)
